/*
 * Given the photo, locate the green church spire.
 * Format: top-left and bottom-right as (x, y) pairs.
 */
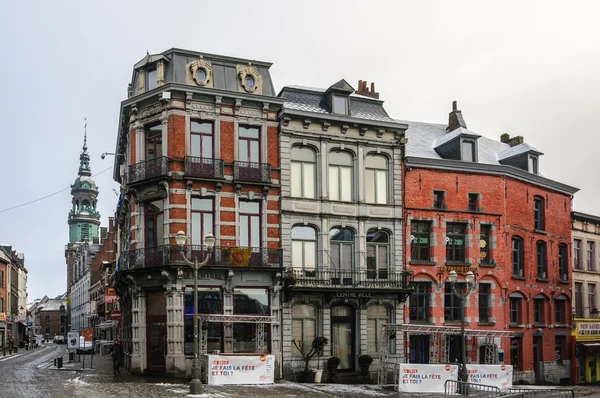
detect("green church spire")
(68, 118), (101, 243)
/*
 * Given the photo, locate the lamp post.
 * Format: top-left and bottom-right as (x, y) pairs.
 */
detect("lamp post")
(447, 270), (476, 389)
(175, 230), (215, 395)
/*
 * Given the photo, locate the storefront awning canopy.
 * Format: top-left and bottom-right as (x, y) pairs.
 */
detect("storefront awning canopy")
(582, 343), (600, 348)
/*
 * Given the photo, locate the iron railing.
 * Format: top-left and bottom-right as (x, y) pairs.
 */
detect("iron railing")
(122, 245), (283, 270)
(444, 380), (575, 397)
(233, 161), (271, 183)
(287, 268), (414, 289)
(127, 157), (168, 184)
(184, 156), (224, 179)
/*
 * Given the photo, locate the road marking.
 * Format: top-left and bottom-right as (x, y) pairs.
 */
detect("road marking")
(0, 354), (23, 362)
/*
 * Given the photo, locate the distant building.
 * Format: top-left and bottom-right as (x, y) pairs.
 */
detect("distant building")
(29, 295), (67, 340)
(0, 246), (28, 346)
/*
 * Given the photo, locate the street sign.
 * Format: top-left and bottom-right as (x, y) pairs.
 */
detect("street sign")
(111, 309), (121, 320)
(67, 331), (80, 349)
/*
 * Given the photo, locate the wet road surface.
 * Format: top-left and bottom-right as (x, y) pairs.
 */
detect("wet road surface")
(1, 343), (598, 397)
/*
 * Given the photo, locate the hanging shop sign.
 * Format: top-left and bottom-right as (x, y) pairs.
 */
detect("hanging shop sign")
(207, 354), (275, 385)
(398, 364), (458, 393)
(0, 313), (6, 322)
(466, 364), (513, 390)
(439, 265), (479, 273)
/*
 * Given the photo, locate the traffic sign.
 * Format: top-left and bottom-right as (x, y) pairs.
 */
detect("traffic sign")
(111, 309), (121, 320)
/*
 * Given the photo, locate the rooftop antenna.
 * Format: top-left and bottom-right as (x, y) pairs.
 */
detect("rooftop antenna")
(83, 117), (88, 149)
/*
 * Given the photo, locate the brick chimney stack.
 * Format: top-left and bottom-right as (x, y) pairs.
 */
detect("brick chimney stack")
(355, 80), (380, 99)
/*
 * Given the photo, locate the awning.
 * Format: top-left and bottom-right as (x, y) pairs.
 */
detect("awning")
(581, 343), (600, 350)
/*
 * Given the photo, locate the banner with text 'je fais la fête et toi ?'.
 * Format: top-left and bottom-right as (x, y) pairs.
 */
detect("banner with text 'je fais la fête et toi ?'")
(207, 355), (275, 385)
(466, 364), (513, 390)
(398, 364), (459, 393)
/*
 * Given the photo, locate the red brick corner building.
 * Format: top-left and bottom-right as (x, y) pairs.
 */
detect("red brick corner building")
(401, 102), (578, 384)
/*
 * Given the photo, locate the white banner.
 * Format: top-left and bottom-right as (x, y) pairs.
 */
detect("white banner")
(207, 355), (275, 385)
(466, 364), (513, 390)
(398, 364), (459, 393)
(67, 332), (80, 349)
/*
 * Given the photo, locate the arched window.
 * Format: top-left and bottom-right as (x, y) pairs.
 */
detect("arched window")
(291, 147), (316, 199)
(536, 241), (547, 280)
(292, 226), (317, 275)
(367, 305), (390, 353)
(511, 236), (523, 277)
(365, 155), (388, 204)
(367, 229), (390, 279)
(291, 304), (317, 356)
(330, 228), (354, 284)
(329, 151), (353, 202)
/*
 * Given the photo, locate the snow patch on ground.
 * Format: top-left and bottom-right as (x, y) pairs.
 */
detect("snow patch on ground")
(187, 394), (232, 397)
(308, 384), (387, 396)
(69, 376), (90, 385)
(153, 382), (187, 387)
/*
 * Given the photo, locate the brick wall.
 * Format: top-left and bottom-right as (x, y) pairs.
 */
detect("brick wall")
(404, 167), (573, 376)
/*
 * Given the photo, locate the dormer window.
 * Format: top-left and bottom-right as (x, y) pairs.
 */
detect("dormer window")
(529, 155), (539, 174)
(333, 95), (348, 115)
(146, 67), (157, 92)
(461, 140), (476, 162)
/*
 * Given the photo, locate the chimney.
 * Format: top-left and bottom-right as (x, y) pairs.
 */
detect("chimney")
(447, 100), (467, 131)
(355, 80), (380, 99)
(500, 133), (524, 147)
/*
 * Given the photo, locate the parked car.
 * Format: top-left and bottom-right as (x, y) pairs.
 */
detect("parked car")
(53, 336), (65, 344)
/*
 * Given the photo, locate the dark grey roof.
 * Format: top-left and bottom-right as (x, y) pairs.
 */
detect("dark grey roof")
(497, 142), (543, 160)
(399, 119), (578, 195)
(572, 211), (600, 223)
(279, 86), (397, 123)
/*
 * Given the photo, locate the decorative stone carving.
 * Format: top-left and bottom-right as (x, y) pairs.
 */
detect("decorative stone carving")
(322, 121), (331, 131)
(237, 63), (262, 94)
(157, 60), (165, 86)
(235, 99), (242, 114)
(262, 103), (269, 120)
(281, 116), (291, 127)
(341, 124), (349, 134)
(186, 92), (193, 106)
(359, 126), (368, 136)
(127, 83), (133, 98)
(189, 56), (213, 87)
(303, 119), (311, 129)
(377, 128), (385, 138)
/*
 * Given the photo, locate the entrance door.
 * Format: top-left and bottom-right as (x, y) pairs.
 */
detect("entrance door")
(533, 336), (542, 382)
(331, 306), (354, 370)
(409, 335), (430, 364)
(147, 318), (166, 371)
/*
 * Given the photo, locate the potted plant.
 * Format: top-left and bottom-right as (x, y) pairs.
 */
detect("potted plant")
(358, 355), (373, 380)
(292, 336), (328, 382)
(326, 356), (341, 382)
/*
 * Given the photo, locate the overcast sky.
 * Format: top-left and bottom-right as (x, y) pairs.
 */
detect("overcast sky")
(1, 0), (599, 302)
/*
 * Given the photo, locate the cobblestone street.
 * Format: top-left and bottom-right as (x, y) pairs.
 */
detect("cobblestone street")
(0, 343), (599, 397)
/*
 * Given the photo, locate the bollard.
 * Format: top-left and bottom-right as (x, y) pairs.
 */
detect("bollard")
(53, 358), (57, 367)
(57, 357), (63, 369)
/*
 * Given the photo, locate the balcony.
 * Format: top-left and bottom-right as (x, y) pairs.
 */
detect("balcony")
(184, 157), (224, 179)
(233, 161), (271, 184)
(285, 268), (414, 291)
(121, 245), (282, 270)
(127, 157), (168, 184)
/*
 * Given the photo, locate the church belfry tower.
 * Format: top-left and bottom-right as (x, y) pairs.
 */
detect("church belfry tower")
(68, 125), (100, 243)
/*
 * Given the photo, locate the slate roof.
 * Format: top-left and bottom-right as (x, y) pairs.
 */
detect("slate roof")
(399, 120), (528, 166)
(279, 86), (397, 123)
(39, 299), (66, 312)
(434, 127), (481, 148)
(497, 142), (543, 160)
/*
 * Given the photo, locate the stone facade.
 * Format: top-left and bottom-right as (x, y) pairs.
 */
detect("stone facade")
(571, 211), (600, 383)
(278, 81), (412, 379)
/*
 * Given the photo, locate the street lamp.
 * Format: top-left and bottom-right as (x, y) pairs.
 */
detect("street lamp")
(447, 270), (476, 389)
(176, 231), (215, 395)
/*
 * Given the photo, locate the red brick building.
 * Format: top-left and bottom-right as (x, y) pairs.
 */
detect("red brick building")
(401, 102), (578, 384)
(112, 49), (283, 377)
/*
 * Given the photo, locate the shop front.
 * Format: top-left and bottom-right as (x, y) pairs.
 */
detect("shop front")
(281, 270), (414, 379)
(572, 318), (600, 383)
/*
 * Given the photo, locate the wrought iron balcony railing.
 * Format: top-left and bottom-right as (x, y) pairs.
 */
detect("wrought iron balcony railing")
(121, 245), (283, 270)
(233, 161), (271, 183)
(286, 268), (414, 290)
(184, 157), (224, 179)
(127, 157), (169, 184)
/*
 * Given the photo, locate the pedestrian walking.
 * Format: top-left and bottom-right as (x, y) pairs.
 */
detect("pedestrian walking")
(109, 339), (124, 375)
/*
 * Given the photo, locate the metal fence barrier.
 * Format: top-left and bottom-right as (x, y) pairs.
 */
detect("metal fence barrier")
(444, 380), (575, 398)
